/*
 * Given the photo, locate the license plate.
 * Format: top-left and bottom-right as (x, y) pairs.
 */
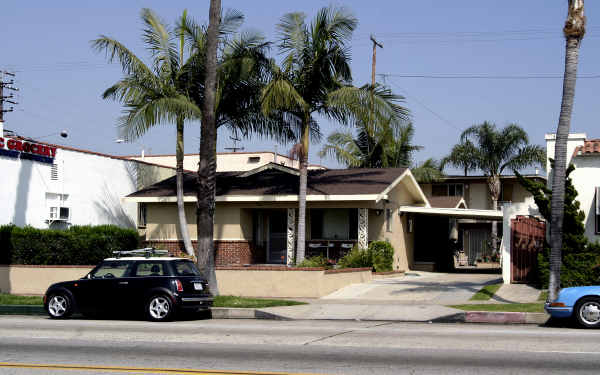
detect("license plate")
(194, 283), (203, 291)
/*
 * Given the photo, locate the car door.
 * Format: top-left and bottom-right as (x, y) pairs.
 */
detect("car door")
(78, 261), (132, 314)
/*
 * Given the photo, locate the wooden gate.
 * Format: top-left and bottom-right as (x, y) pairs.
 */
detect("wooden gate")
(511, 216), (546, 283)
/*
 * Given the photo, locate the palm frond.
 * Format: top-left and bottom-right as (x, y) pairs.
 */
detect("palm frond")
(140, 8), (179, 76)
(91, 36), (153, 77)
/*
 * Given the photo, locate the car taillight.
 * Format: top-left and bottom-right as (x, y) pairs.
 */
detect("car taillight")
(174, 279), (183, 292)
(43, 295), (47, 304)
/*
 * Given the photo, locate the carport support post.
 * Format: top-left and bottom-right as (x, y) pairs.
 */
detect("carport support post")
(287, 208), (296, 266)
(358, 208), (369, 249)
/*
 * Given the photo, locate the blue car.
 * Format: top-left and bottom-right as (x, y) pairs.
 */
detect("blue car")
(545, 286), (600, 328)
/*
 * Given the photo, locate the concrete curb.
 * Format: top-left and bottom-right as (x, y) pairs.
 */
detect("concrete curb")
(0, 305), (549, 325)
(433, 311), (548, 325)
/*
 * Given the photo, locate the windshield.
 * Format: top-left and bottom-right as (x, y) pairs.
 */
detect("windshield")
(172, 260), (203, 277)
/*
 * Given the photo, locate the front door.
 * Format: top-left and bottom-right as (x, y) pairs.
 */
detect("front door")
(268, 211), (287, 264)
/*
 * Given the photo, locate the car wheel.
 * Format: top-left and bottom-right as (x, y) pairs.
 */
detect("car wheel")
(575, 297), (600, 328)
(146, 295), (174, 322)
(46, 293), (73, 319)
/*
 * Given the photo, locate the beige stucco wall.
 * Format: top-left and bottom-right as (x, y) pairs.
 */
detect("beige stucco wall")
(146, 203), (252, 241)
(216, 269), (372, 298)
(468, 183), (489, 209)
(0, 266), (93, 295)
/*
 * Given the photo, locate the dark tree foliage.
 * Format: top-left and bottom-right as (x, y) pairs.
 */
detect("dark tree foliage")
(516, 160), (600, 287)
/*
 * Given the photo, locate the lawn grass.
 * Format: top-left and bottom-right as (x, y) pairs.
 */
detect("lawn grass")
(0, 293), (43, 305)
(0, 293), (305, 309)
(538, 290), (548, 302)
(470, 283), (502, 301)
(213, 296), (306, 308)
(449, 303), (545, 313)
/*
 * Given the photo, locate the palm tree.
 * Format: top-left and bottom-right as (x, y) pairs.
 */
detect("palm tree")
(179, 9), (294, 291)
(92, 9), (201, 257)
(442, 140), (478, 176)
(457, 122), (545, 249)
(319, 121), (443, 183)
(549, 0), (586, 302)
(261, 6), (407, 263)
(197, 0), (221, 293)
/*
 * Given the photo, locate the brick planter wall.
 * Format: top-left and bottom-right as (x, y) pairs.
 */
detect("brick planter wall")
(144, 240), (260, 266)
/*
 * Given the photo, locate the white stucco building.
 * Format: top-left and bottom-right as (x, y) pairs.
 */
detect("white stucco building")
(546, 133), (600, 243)
(0, 129), (175, 229)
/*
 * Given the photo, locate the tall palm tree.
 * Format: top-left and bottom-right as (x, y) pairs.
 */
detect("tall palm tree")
(549, 0), (586, 302)
(180, 9), (294, 291)
(442, 140), (478, 176)
(457, 122), (545, 249)
(261, 6), (407, 262)
(92, 8), (201, 257)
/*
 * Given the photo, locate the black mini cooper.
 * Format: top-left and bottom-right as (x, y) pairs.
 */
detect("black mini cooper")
(44, 249), (213, 322)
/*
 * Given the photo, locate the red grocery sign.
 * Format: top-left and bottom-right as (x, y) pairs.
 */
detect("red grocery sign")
(0, 137), (56, 164)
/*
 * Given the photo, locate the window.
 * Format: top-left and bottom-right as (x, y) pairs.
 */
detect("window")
(248, 156), (261, 163)
(173, 260), (202, 276)
(309, 208), (358, 240)
(46, 193), (69, 221)
(49, 206), (70, 220)
(138, 203), (147, 228)
(432, 183), (464, 197)
(133, 262), (166, 277)
(386, 208), (393, 232)
(91, 261), (130, 278)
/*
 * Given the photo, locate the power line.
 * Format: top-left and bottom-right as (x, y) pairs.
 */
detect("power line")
(384, 76), (462, 132)
(1, 71), (19, 124)
(379, 73), (600, 80)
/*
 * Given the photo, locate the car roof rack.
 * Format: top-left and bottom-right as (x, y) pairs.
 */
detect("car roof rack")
(112, 248), (169, 259)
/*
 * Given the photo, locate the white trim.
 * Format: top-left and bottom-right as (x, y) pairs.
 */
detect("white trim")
(376, 169), (430, 207)
(125, 194), (385, 203)
(399, 205), (503, 220)
(238, 162), (299, 177)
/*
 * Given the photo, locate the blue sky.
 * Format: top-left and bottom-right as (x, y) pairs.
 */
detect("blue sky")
(1, 1), (599, 172)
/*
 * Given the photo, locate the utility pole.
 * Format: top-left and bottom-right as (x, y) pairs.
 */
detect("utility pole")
(369, 36), (383, 157)
(1, 71), (18, 137)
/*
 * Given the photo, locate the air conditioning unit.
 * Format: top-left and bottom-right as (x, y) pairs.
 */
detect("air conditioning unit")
(49, 206), (70, 221)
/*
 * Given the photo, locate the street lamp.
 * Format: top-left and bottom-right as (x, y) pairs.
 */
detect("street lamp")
(115, 139), (148, 159)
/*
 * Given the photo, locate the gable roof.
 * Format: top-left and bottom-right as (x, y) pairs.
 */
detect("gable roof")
(126, 164), (427, 203)
(428, 196), (467, 209)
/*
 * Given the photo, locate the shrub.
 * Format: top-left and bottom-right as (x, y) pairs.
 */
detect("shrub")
(337, 241), (395, 272)
(297, 255), (330, 268)
(6, 225), (140, 265)
(0, 225), (16, 264)
(369, 241), (394, 272)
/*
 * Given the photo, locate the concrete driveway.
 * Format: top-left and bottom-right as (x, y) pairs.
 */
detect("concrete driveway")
(322, 271), (502, 305)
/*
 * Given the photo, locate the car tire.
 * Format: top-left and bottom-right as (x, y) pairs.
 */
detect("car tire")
(574, 297), (600, 329)
(146, 294), (174, 322)
(46, 292), (74, 319)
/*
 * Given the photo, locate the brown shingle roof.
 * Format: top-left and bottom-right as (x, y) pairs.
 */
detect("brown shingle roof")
(427, 196), (466, 209)
(128, 165), (407, 198)
(573, 139), (600, 157)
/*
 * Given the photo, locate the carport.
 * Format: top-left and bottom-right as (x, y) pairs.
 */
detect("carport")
(399, 206), (503, 272)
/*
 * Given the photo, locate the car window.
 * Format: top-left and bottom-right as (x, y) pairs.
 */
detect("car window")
(91, 261), (130, 278)
(173, 261), (202, 276)
(133, 262), (166, 277)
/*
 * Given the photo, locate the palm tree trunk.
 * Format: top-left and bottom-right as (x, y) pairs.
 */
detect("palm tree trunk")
(176, 117), (194, 257)
(295, 114), (310, 264)
(549, 0), (585, 302)
(197, 0), (221, 295)
(487, 175), (501, 252)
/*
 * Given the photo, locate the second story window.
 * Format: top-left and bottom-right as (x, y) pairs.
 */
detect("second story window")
(432, 183), (464, 197)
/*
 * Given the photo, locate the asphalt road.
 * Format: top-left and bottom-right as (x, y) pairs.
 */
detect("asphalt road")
(0, 316), (599, 374)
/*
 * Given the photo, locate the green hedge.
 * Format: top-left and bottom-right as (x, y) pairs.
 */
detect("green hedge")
(0, 225), (140, 265)
(338, 241), (395, 272)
